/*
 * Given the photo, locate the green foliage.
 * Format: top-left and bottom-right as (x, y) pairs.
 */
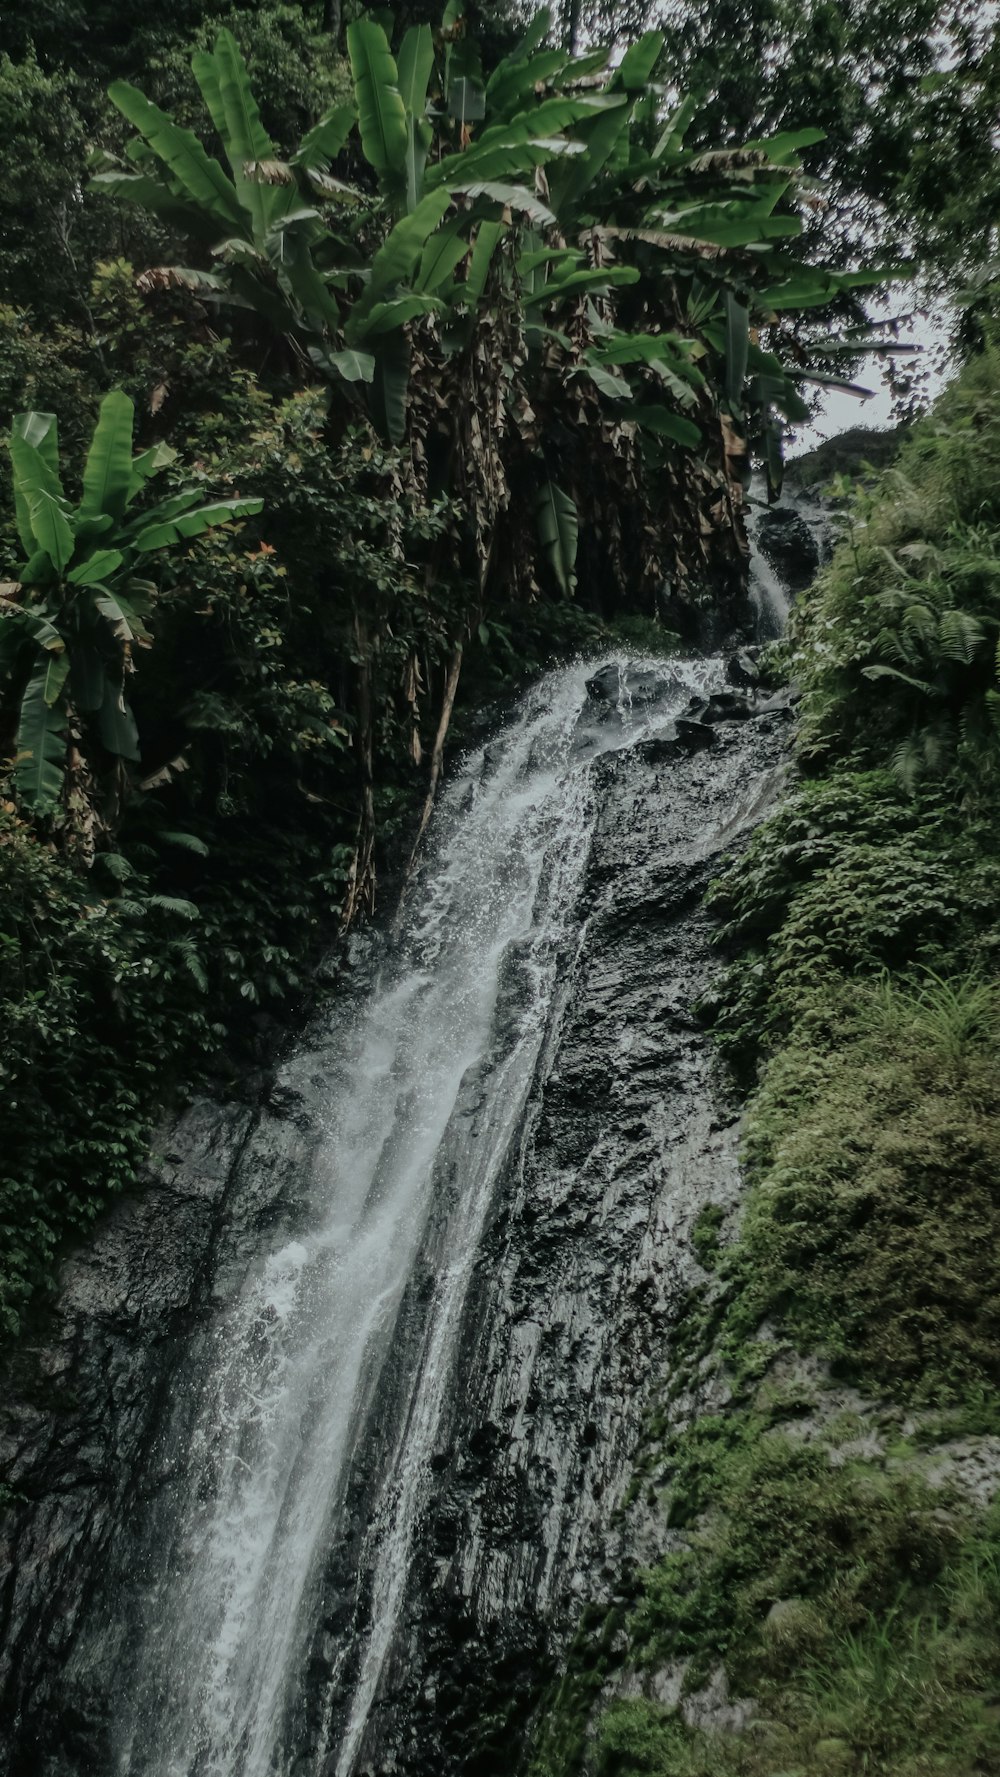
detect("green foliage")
(0, 805), (210, 1337)
(786, 344), (1000, 783)
(90, 4), (878, 607)
(645, 0), (1000, 301)
(1, 392), (262, 824)
(727, 983), (1000, 1398)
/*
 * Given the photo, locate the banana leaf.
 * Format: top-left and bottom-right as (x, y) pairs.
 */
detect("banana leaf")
(10, 414), (59, 557)
(455, 180), (555, 226)
(548, 98), (632, 211)
(80, 390), (136, 523)
(67, 549), (125, 586)
(627, 405), (702, 447)
(415, 225), (469, 293)
(614, 31), (663, 90)
(353, 294), (442, 338)
(13, 453), (75, 573)
(369, 331), (411, 445)
(132, 496), (263, 552)
(13, 658), (67, 814)
(524, 264), (639, 304)
(97, 680), (141, 762)
(464, 220), (506, 304)
(108, 82), (245, 232)
(292, 103), (357, 171)
(347, 19), (408, 197)
(349, 189), (452, 330)
(724, 293), (749, 414)
(397, 24), (435, 118)
(534, 481), (578, 594)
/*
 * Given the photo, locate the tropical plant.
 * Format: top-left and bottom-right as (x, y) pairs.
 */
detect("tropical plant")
(92, 7), (884, 568)
(1, 390), (261, 844)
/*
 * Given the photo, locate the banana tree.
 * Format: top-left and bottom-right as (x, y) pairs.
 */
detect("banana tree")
(89, 5), (895, 902)
(1, 391), (262, 824)
(91, 8), (891, 584)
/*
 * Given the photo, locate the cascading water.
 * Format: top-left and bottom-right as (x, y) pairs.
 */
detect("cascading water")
(103, 656), (734, 1777)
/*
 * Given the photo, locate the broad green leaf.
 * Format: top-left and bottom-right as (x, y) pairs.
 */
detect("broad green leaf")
(127, 441), (178, 503)
(98, 680), (142, 762)
(524, 265), (639, 304)
(369, 331), (410, 445)
(213, 30), (274, 163)
(292, 103), (357, 170)
(416, 226), (468, 292)
(548, 97), (632, 210)
(398, 25), (435, 119)
(578, 363), (630, 400)
(10, 413), (64, 559)
(26, 489), (77, 578)
(615, 31), (663, 90)
(653, 94), (697, 158)
(190, 48), (229, 140)
(640, 210), (801, 249)
(448, 78), (487, 124)
(132, 496), (263, 551)
(455, 180), (555, 226)
(308, 344), (376, 383)
(347, 19), (408, 194)
(534, 480), (577, 593)
(485, 48), (569, 118)
(349, 188), (452, 332)
(81, 390), (135, 523)
(121, 491), (204, 537)
(745, 126), (826, 165)
(107, 81), (245, 232)
(275, 231), (342, 331)
(212, 30), (294, 239)
(724, 292), (749, 413)
(89, 170), (226, 240)
(591, 331), (698, 371)
(353, 294), (442, 338)
(67, 549), (125, 586)
(405, 113), (434, 213)
(627, 405), (702, 448)
(465, 220), (505, 304)
(14, 658), (67, 814)
(13, 411), (59, 476)
(759, 265), (895, 311)
(157, 829), (210, 857)
(41, 649), (70, 707)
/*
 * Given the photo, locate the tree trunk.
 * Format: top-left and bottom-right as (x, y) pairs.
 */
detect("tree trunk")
(398, 638), (464, 908)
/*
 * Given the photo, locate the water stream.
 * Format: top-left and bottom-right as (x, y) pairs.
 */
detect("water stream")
(110, 657), (731, 1777)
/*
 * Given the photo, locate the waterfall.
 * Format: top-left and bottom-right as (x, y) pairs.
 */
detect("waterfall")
(108, 656), (734, 1777)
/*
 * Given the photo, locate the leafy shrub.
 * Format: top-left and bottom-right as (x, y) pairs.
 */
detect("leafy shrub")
(0, 808), (210, 1335)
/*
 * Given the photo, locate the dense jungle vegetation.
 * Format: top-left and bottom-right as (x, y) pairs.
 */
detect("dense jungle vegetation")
(0, 0), (923, 1335)
(7, 13), (1000, 1772)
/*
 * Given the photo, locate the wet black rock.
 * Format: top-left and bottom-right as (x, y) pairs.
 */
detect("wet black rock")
(754, 506), (821, 593)
(674, 718), (717, 751)
(585, 663), (623, 704)
(726, 649), (760, 689)
(687, 690), (755, 724)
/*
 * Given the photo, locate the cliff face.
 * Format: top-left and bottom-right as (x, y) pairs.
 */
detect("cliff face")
(0, 663), (791, 1777)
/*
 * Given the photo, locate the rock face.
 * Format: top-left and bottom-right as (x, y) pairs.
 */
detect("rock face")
(753, 503), (824, 593)
(0, 662), (791, 1777)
